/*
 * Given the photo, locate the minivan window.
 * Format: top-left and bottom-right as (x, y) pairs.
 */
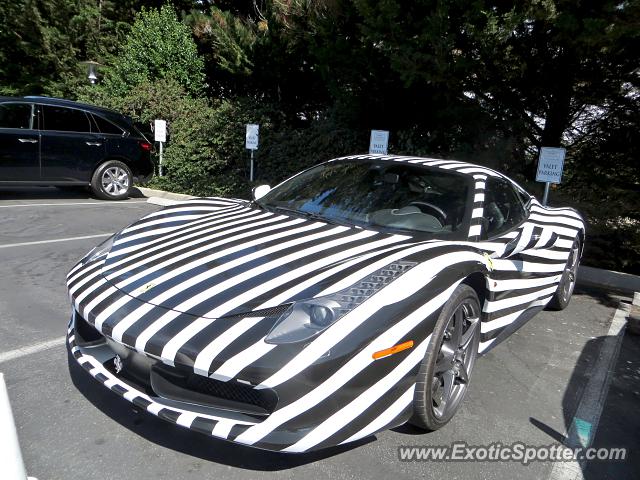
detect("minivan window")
(92, 114), (124, 135)
(42, 105), (91, 132)
(0, 103), (32, 129)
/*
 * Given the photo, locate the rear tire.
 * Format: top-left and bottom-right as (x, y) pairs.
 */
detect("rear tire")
(90, 160), (132, 201)
(409, 284), (481, 431)
(547, 238), (581, 311)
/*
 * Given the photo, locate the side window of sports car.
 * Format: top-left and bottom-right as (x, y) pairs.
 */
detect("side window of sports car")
(483, 178), (527, 238)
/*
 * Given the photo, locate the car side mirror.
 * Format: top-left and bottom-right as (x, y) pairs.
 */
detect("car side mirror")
(491, 226), (558, 258)
(252, 184), (271, 201)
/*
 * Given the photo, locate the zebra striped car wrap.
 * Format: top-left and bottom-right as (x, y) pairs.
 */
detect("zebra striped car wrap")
(66, 155), (585, 452)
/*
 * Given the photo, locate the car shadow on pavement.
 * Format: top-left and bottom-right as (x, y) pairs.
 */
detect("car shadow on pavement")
(67, 351), (372, 470)
(529, 330), (639, 478)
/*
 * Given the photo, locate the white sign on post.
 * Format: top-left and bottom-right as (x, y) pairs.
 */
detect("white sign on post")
(154, 119), (167, 142)
(245, 124), (259, 150)
(369, 130), (389, 155)
(536, 147), (565, 184)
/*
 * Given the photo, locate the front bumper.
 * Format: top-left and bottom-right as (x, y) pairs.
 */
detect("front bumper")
(67, 313), (318, 451)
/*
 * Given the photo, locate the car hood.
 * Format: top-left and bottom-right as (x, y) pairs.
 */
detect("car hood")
(99, 200), (417, 319)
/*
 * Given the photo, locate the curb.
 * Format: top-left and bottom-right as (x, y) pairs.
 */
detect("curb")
(577, 265), (640, 294)
(136, 187), (196, 204)
(134, 187), (640, 294)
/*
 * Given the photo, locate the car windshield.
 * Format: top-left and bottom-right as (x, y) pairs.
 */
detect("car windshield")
(257, 160), (472, 237)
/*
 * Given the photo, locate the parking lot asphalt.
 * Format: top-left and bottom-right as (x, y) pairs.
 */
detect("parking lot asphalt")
(0, 187), (637, 480)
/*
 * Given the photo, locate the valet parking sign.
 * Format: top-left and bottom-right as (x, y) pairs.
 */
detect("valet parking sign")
(536, 147), (565, 184)
(536, 147), (566, 205)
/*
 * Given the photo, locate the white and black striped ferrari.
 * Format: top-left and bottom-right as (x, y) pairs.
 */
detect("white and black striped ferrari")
(66, 154), (585, 452)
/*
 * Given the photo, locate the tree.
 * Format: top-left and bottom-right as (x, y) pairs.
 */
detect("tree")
(99, 4), (205, 97)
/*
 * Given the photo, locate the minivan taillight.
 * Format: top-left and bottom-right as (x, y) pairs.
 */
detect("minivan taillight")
(139, 141), (152, 151)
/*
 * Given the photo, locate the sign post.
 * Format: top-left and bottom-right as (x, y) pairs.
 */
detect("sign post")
(154, 119), (167, 176)
(369, 130), (389, 155)
(535, 147), (566, 206)
(245, 124), (259, 181)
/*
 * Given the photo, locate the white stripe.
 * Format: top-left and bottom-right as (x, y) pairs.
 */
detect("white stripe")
(212, 419), (235, 438)
(176, 412), (198, 428)
(0, 234), (112, 249)
(491, 258), (567, 273)
(339, 385), (415, 445)
(483, 286), (557, 313)
(211, 341), (276, 381)
(283, 340), (429, 452)
(481, 296), (553, 333)
(468, 224), (482, 237)
(0, 336), (66, 364)
(474, 193), (485, 202)
(490, 274), (561, 292)
(521, 249), (570, 261)
(471, 208), (483, 218)
(147, 403), (164, 415)
(478, 337), (497, 353)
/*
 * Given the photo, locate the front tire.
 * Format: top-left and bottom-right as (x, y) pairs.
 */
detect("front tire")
(547, 238), (581, 311)
(410, 284), (481, 431)
(91, 160), (132, 200)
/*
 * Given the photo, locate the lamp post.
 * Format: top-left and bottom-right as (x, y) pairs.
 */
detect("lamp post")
(80, 60), (101, 85)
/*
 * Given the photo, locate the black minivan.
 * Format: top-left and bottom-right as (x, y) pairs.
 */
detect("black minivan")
(0, 96), (154, 200)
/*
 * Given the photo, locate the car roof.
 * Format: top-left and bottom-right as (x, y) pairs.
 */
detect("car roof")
(0, 95), (125, 118)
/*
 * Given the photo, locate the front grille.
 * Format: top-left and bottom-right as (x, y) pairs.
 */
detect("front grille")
(186, 375), (277, 412)
(151, 365), (278, 416)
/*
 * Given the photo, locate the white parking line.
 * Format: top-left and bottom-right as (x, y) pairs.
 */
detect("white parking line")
(0, 201), (147, 208)
(0, 233), (112, 249)
(547, 297), (631, 480)
(0, 336), (66, 364)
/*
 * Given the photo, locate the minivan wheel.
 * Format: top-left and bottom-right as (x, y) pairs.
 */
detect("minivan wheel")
(91, 160), (132, 200)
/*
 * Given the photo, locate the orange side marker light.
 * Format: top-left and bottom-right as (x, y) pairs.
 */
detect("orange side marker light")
(372, 340), (414, 360)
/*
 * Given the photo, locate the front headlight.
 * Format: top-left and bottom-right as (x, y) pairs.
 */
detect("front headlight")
(82, 235), (116, 264)
(265, 260), (416, 344)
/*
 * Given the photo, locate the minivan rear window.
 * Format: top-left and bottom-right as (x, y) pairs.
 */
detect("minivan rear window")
(93, 114), (124, 135)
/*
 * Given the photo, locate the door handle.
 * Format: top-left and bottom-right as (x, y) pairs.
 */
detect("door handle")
(85, 141), (102, 146)
(18, 138), (38, 143)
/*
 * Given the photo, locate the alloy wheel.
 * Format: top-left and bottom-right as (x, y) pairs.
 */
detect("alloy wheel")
(101, 166), (130, 196)
(431, 300), (480, 419)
